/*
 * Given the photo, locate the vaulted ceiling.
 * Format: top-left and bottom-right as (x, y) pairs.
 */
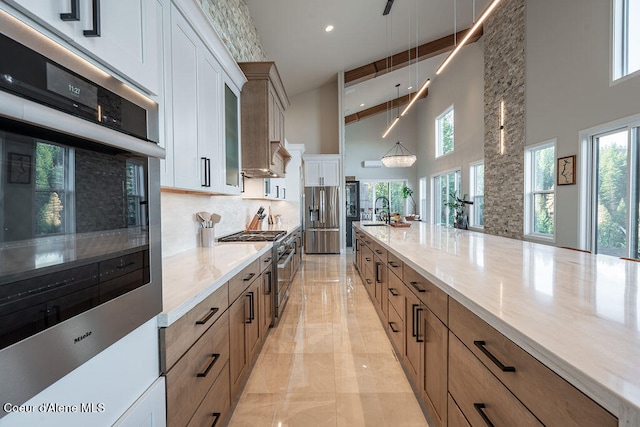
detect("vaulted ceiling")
(245, 0), (490, 120)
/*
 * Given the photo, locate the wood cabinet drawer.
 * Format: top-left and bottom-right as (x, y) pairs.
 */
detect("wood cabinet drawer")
(403, 264), (448, 325)
(447, 393), (470, 427)
(387, 251), (403, 279)
(187, 362), (231, 427)
(363, 264), (375, 297)
(387, 271), (404, 317)
(229, 259), (260, 303)
(372, 241), (387, 263)
(449, 299), (617, 427)
(449, 332), (542, 427)
(362, 245), (374, 270)
(387, 303), (404, 359)
(166, 311), (230, 427)
(259, 250), (274, 272)
(160, 282), (229, 372)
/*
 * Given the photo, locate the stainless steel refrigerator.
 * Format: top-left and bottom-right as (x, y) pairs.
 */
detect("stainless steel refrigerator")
(304, 186), (340, 254)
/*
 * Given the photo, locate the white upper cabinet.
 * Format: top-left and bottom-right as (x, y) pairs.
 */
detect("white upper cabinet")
(161, 0), (245, 195)
(304, 155), (340, 187)
(4, 0), (161, 94)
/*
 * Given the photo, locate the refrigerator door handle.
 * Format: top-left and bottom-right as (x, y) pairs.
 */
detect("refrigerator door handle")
(319, 188), (325, 224)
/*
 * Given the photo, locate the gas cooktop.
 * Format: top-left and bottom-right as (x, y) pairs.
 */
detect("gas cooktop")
(217, 230), (286, 242)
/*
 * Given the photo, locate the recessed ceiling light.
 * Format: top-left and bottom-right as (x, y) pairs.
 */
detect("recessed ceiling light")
(408, 86), (413, 90)
(325, 25), (334, 32)
(360, 103), (365, 107)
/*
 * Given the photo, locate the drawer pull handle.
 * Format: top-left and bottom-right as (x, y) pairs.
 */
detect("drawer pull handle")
(243, 273), (256, 282)
(195, 307), (219, 325)
(211, 412), (221, 427)
(365, 257), (372, 262)
(365, 279), (372, 284)
(388, 322), (399, 333)
(388, 288), (399, 296)
(263, 257), (272, 263)
(375, 249), (383, 254)
(473, 403), (495, 427)
(410, 281), (426, 293)
(474, 341), (516, 372)
(60, 0), (80, 21)
(388, 261), (399, 268)
(197, 353), (220, 378)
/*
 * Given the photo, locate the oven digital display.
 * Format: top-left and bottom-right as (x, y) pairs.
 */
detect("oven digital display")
(46, 62), (97, 108)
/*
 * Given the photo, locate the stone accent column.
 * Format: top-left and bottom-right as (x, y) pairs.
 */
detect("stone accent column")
(483, 0), (526, 239)
(199, 0), (267, 62)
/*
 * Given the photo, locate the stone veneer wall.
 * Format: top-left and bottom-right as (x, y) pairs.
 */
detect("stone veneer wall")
(483, 0), (526, 239)
(198, 0), (267, 62)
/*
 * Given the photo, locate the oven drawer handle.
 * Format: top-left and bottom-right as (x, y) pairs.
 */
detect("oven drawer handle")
(60, 0), (80, 21)
(210, 412), (221, 427)
(473, 403), (495, 427)
(83, 0), (101, 37)
(388, 322), (399, 333)
(195, 307), (219, 325)
(474, 341), (516, 372)
(243, 273), (256, 282)
(197, 353), (220, 378)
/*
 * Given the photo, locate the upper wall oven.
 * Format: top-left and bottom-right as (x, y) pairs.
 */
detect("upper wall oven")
(0, 10), (164, 415)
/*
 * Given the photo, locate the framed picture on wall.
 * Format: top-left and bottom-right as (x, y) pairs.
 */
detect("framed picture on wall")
(557, 155), (576, 185)
(8, 152), (32, 184)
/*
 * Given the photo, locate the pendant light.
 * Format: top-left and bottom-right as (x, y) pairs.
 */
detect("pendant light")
(381, 84), (416, 168)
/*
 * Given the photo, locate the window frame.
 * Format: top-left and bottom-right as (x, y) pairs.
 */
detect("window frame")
(359, 179), (408, 220)
(524, 140), (556, 241)
(612, 0), (640, 82)
(431, 168), (461, 227)
(435, 105), (454, 158)
(469, 160), (485, 229)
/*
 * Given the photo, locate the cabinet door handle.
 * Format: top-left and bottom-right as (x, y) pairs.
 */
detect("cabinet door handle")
(388, 322), (399, 333)
(411, 304), (419, 338)
(243, 272), (255, 282)
(282, 188), (286, 199)
(197, 353), (220, 378)
(60, 0), (80, 21)
(206, 158), (211, 187)
(265, 271), (272, 295)
(388, 288), (399, 296)
(247, 292), (254, 322)
(210, 412), (221, 427)
(474, 340), (516, 372)
(195, 307), (219, 325)
(410, 281), (426, 293)
(473, 403), (495, 427)
(416, 307), (424, 343)
(201, 157), (208, 187)
(83, 0), (101, 37)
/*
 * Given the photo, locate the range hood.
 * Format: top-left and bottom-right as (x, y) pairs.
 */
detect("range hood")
(239, 62), (291, 178)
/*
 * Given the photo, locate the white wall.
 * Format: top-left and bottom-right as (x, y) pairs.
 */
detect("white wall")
(526, 0), (640, 247)
(344, 107), (419, 193)
(285, 80), (339, 154)
(416, 41), (485, 223)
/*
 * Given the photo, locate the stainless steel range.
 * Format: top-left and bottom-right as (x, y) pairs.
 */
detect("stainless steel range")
(218, 230), (296, 325)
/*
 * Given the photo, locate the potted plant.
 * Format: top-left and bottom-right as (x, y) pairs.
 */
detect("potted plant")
(401, 186), (419, 220)
(444, 190), (472, 229)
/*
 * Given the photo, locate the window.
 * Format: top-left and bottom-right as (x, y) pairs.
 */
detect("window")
(432, 170), (461, 227)
(35, 142), (72, 236)
(419, 177), (427, 221)
(613, 0), (640, 80)
(469, 161), (485, 228)
(359, 180), (407, 220)
(436, 105), (454, 157)
(524, 141), (555, 239)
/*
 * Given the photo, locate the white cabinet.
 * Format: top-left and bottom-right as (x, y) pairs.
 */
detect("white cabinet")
(304, 155), (340, 187)
(161, 1), (243, 195)
(285, 145), (303, 202)
(4, 0), (161, 94)
(242, 177), (286, 200)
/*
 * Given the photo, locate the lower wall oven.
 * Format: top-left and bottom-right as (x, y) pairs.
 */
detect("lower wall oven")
(0, 11), (164, 415)
(274, 232), (298, 324)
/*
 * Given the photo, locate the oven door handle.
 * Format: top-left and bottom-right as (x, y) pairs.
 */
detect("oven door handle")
(277, 250), (295, 268)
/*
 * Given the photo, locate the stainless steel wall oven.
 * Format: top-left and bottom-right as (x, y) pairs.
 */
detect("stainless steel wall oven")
(0, 11), (163, 415)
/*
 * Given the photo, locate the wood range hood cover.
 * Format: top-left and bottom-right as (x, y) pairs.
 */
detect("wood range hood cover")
(239, 62), (291, 178)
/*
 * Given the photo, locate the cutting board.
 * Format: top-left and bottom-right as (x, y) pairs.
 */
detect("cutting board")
(390, 222), (411, 228)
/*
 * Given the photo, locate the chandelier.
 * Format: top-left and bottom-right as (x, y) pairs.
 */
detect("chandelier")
(381, 83), (416, 168)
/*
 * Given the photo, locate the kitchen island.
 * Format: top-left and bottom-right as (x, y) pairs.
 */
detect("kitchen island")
(354, 221), (639, 426)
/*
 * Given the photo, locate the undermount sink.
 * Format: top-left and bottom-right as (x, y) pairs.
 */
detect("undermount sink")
(363, 223), (388, 227)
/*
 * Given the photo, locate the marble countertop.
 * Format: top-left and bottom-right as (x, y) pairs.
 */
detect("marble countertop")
(159, 224), (301, 327)
(354, 221), (640, 424)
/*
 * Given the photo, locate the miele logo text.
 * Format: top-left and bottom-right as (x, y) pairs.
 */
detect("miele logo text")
(74, 331), (92, 344)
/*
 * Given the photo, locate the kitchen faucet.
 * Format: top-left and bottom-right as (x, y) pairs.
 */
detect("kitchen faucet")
(375, 196), (390, 224)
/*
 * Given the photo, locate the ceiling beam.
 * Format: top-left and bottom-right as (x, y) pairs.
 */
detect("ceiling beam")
(345, 89), (429, 125)
(344, 26), (483, 87)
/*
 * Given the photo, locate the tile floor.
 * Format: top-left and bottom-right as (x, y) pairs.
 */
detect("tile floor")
(227, 254), (429, 426)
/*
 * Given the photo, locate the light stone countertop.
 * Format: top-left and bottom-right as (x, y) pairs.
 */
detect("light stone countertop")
(355, 221), (640, 425)
(159, 223), (301, 327)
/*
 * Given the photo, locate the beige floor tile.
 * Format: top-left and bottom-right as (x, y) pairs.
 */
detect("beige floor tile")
(288, 353), (336, 393)
(227, 393), (279, 427)
(334, 352), (413, 394)
(336, 393), (428, 427)
(273, 393), (337, 427)
(243, 353), (295, 394)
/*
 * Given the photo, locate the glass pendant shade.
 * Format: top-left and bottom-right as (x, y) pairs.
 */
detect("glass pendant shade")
(381, 141), (416, 167)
